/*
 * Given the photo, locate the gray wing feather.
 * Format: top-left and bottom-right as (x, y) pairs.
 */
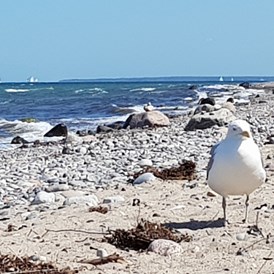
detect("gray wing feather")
(206, 143), (220, 180)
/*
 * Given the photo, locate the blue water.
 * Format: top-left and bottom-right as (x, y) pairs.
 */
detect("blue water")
(0, 76), (273, 143)
(0, 82), (195, 122)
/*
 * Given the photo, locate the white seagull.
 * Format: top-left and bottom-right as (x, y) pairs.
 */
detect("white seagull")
(143, 102), (154, 112)
(207, 119), (266, 225)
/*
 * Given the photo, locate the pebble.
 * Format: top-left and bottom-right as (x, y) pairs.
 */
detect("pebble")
(103, 195), (125, 204)
(32, 191), (55, 205)
(148, 239), (182, 256)
(45, 184), (70, 192)
(63, 194), (98, 206)
(138, 159), (153, 167)
(96, 248), (108, 258)
(236, 233), (247, 241)
(133, 172), (156, 185)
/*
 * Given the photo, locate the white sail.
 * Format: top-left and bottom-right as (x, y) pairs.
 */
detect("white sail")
(27, 76), (39, 83)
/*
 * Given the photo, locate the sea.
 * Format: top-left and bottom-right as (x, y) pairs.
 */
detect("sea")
(0, 76), (273, 150)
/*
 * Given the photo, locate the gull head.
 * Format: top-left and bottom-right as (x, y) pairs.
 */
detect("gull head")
(226, 119), (252, 139)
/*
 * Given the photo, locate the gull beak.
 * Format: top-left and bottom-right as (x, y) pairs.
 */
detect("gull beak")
(241, 131), (251, 138)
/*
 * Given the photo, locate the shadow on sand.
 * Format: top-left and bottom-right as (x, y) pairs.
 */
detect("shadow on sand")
(164, 219), (224, 230)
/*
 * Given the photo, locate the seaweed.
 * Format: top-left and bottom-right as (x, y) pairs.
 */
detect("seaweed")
(105, 219), (192, 251)
(0, 254), (76, 274)
(133, 160), (197, 181)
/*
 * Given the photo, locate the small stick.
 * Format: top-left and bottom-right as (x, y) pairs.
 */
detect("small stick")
(257, 251), (272, 274)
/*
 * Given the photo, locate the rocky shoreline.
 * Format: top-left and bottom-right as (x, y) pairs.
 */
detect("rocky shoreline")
(0, 88), (274, 273)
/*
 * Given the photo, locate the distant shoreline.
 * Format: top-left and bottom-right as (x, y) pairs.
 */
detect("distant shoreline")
(1, 76), (274, 84)
(59, 76), (274, 83)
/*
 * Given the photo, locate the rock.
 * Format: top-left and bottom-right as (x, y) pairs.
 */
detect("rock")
(226, 97), (234, 103)
(96, 125), (114, 134)
(81, 135), (96, 143)
(66, 132), (83, 144)
(32, 191), (55, 204)
(96, 249), (108, 258)
(222, 102), (236, 113)
(45, 184), (69, 192)
(11, 136), (29, 144)
(106, 121), (125, 130)
(44, 123), (68, 138)
(185, 108), (235, 131)
(133, 172), (156, 185)
(123, 111), (170, 129)
(21, 212), (38, 220)
(148, 239), (182, 256)
(75, 146), (87, 154)
(236, 233), (247, 241)
(62, 146), (73, 154)
(139, 159), (153, 167)
(63, 194), (98, 206)
(194, 104), (215, 115)
(239, 82), (251, 89)
(199, 97), (215, 106)
(103, 195), (125, 204)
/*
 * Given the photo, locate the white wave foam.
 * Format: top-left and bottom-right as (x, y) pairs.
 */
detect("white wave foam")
(74, 89), (84, 94)
(184, 97), (194, 101)
(130, 87), (156, 92)
(5, 88), (30, 93)
(88, 87), (108, 93)
(0, 119), (53, 142)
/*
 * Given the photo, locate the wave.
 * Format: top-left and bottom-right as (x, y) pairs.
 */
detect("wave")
(130, 87), (156, 92)
(74, 87), (108, 94)
(88, 87), (108, 94)
(5, 88), (30, 93)
(111, 104), (145, 115)
(0, 119), (53, 141)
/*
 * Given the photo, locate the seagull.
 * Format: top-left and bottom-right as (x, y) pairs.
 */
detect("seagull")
(143, 102), (154, 112)
(207, 119), (266, 225)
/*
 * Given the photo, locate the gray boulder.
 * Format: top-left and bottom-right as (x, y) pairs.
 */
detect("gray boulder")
(44, 123), (68, 138)
(185, 108), (235, 131)
(194, 104), (215, 115)
(123, 111), (170, 129)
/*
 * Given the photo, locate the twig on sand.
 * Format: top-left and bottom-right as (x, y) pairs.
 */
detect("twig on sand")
(79, 253), (126, 266)
(236, 234), (272, 256)
(257, 251), (273, 274)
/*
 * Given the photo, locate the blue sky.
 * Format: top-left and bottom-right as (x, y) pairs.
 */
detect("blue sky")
(1, 0), (274, 82)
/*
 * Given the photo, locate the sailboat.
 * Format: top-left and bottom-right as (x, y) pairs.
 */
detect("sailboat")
(219, 76), (224, 82)
(27, 76), (39, 83)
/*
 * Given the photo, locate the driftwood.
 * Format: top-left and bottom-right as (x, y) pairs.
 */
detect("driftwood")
(133, 160), (196, 181)
(106, 219), (192, 250)
(79, 253), (125, 266)
(0, 254), (76, 274)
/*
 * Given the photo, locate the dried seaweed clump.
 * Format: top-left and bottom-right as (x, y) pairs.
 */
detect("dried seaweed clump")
(134, 160), (197, 181)
(88, 205), (109, 214)
(0, 254), (76, 274)
(106, 219), (192, 250)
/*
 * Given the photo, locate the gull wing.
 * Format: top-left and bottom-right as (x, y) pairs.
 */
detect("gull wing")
(206, 142), (220, 180)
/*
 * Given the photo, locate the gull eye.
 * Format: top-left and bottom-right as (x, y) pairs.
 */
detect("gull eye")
(232, 127), (237, 131)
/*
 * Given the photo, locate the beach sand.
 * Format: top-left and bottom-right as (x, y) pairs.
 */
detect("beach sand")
(0, 90), (274, 273)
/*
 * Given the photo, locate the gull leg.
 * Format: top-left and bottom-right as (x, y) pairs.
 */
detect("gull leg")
(222, 196), (227, 226)
(243, 195), (249, 223)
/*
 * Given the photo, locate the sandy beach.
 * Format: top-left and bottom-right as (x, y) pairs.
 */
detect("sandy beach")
(0, 89), (274, 274)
